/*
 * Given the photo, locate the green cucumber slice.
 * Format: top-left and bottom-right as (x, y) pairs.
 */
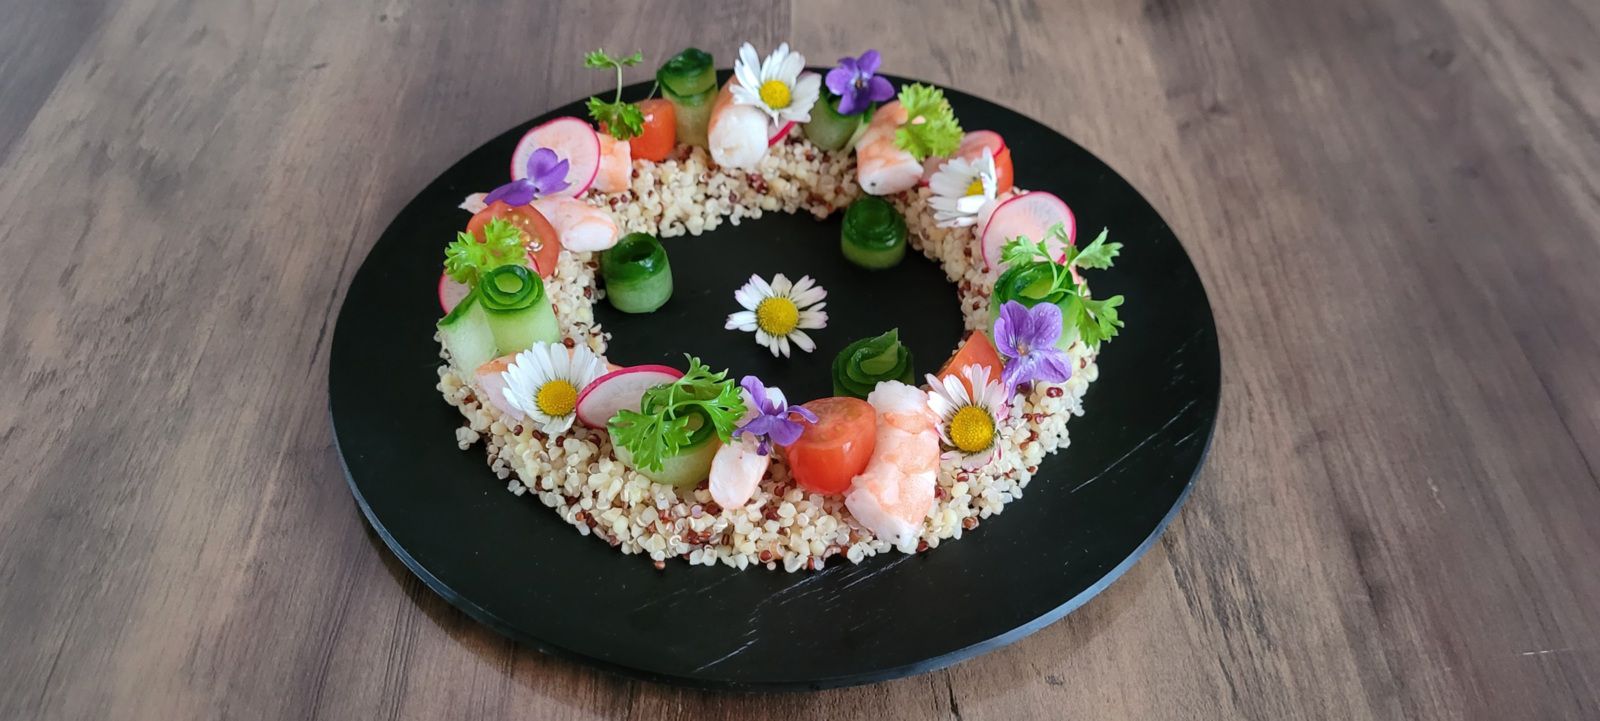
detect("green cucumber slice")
(437, 292), (497, 375)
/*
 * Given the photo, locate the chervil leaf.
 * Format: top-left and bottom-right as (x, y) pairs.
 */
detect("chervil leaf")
(893, 83), (963, 161)
(1069, 228), (1121, 270)
(583, 49), (615, 69)
(442, 218), (525, 285)
(584, 49), (649, 140)
(1000, 234), (1052, 267)
(1065, 293), (1125, 348)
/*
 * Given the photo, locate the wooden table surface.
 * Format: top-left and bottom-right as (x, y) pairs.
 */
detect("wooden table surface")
(4, 0), (1598, 718)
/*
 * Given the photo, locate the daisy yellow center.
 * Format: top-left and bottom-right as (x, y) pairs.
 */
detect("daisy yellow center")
(755, 296), (800, 336)
(948, 405), (995, 453)
(758, 79), (792, 109)
(535, 380), (578, 418)
(964, 179), (985, 196)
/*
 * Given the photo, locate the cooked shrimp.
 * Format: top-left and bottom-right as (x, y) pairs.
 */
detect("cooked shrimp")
(709, 438), (770, 509)
(474, 355), (525, 423)
(708, 79), (769, 170)
(845, 380), (939, 551)
(854, 100), (921, 196)
(531, 196), (619, 252)
(593, 133), (633, 194)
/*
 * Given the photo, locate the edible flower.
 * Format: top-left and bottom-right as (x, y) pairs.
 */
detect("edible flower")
(731, 43), (822, 130)
(725, 273), (829, 357)
(484, 148), (570, 207)
(993, 300), (1074, 394)
(732, 376), (818, 455)
(926, 364), (1007, 469)
(927, 147), (998, 227)
(500, 341), (607, 435)
(825, 50), (895, 116)
(999, 227), (1126, 347)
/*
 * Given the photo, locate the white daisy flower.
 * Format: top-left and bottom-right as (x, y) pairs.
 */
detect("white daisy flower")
(500, 342), (607, 435)
(731, 42), (822, 131)
(927, 147), (999, 228)
(724, 273), (828, 357)
(925, 364), (1008, 469)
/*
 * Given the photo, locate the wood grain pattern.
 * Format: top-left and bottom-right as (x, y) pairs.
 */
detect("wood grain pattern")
(1, 0), (1597, 718)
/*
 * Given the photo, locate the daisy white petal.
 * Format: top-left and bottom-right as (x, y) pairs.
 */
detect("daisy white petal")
(790, 330), (815, 353)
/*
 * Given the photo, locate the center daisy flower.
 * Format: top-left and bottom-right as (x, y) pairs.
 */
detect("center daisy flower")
(731, 42), (822, 131)
(725, 273), (828, 357)
(927, 148), (999, 228)
(500, 341), (607, 434)
(926, 364), (1008, 469)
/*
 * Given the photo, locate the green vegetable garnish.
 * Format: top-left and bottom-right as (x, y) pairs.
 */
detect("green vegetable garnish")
(832, 329), (916, 399)
(608, 357), (746, 472)
(997, 224), (1126, 347)
(893, 83), (963, 162)
(444, 218), (525, 286)
(585, 48), (647, 140)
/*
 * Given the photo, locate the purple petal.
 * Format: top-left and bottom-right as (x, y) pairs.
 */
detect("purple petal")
(1031, 349), (1075, 385)
(740, 376), (778, 415)
(994, 301), (1029, 357)
(788, 406), (819, 424)
(766, 418), (806, 448)
(865, 74), (895, 102)
(526, 147), (559, 179)
(835, 91), (866, 116)
(857, 50), (882, 75)
(484, 179), (535, 207)
(825, 67), (855, 98)
(1025, 302), (1064, 347)
(1000, 353), (1038, 392)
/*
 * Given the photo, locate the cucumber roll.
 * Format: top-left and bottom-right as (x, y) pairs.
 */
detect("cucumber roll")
(436, 290), (497, 375)
(657, 48), (716, 147)
(600, 232), (673, 313)
(803, 92), (870, 152)
(988, 262), (1080, 350)
(840, 196), (907, 270)
(832, 329), (916, 399)
(477, 264), (560, 353)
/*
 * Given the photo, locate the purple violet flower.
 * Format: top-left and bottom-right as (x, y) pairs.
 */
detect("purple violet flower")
(484, 147), (570, 206)
(993, 300), (1074, 394)
(825, 50), (896, 116)
(732, 376), (818, 455)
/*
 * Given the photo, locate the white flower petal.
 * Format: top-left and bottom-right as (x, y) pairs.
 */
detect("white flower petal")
(797, 309), (828, 329)
(770, 272), (792, 297)
(730, 84), (764, 110)
(750, 274), (773, 296)
(790, 330), (815, 353)
(734, 285), (762, 310)
(727, 310), (757, 330)
(778, 335), (791, 357)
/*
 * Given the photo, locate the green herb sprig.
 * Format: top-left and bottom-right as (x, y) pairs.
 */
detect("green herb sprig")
(893, 83), (963, 162)
(584, 48), (647, 140)
(608, 356), (746, 472)
(999, 224), (1126, 347)
(443, 218), (524, 285)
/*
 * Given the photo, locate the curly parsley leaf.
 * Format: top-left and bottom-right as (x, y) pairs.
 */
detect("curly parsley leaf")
(443, 218), (525, 285)
(893, 83), (963, 161)
(609, 357), (747, 472)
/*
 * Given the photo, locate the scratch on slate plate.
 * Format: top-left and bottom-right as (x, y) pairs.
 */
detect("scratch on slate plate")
(1072, 399), (1198, 493)
(695, 638), (759, 672)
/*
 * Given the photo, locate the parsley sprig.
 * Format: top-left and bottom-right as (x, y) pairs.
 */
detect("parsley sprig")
(893, 83), (963, 162)
(1000, 224), (1126, 347)
(584, 48), (647, 140)
(608, 357), (747, 472)
(443, 218), (524, 285)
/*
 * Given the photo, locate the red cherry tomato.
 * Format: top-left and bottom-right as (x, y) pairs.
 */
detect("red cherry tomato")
(783, 397), (878, 495)
(937, 331), (1004, 396)
(628, 99), (677, 162)
(466, 200), (561, 278)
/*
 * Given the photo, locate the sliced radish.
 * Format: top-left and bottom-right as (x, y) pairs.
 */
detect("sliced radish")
(511, 117), (600, 198)
(438, 272), (471, 313)
(768, 120), (797, 147)
(979, 191), (1076, 274)
(575, 365), (685, 428)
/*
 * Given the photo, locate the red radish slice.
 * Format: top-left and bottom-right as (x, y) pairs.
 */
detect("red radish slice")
(575, 365), (685, 428)
(768, 120), (796, 147)
(979, 191), (1077, 274)
(438, 272), (471, 313)
(511, 117), (600, 198)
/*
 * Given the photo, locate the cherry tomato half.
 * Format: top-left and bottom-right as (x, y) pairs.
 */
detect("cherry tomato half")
(783, 397), (877, 495)
(466, 200), (561, 278)
(628, 99), (677, 162)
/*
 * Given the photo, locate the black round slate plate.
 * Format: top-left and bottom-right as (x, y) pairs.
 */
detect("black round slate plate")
(329, 73), (1220, 691)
